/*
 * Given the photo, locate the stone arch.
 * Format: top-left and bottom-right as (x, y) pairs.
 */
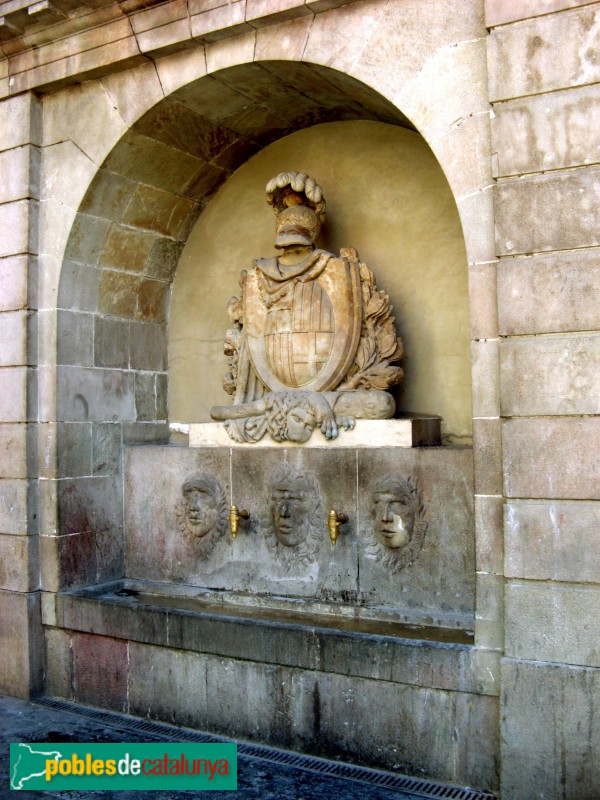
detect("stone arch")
(53, 50), (489, 588)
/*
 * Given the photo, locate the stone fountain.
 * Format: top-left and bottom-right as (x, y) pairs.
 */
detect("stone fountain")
(58, 172), (494, 789)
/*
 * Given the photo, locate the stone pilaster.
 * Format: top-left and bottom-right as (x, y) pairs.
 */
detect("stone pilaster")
(0, 91), (42, 697)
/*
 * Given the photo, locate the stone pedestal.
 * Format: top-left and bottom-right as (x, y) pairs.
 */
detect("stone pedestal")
(188, 416), (441, 448)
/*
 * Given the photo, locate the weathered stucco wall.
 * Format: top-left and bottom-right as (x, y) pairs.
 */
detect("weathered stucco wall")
(170, 120), (472, 442)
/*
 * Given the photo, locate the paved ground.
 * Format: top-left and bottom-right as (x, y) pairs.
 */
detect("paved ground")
(0, 695), (428, 800)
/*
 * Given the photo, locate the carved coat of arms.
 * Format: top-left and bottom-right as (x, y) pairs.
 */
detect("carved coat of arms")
(211, 172), (404, 444)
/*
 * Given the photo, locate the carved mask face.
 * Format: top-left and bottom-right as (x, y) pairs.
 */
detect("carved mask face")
(183, 488), (218, 538)
(285, 406), (316, 443)
(271, 483), (312, 546)
(372, 491), (415, 549)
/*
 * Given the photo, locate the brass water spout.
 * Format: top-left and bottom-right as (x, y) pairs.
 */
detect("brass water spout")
(327, 510), (348, 545)
(229, 505), (249, 538)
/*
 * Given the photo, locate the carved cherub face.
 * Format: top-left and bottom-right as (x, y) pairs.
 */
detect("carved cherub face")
(182, 481), (219, 538)
(271, 477), (315, 547)
(372, 489), (415, 550)
(285, 405), (317, 443)
(266, 395), (317, 443)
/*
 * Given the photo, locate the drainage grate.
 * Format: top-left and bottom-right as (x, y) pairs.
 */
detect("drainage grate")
(33, 696), (496, 800)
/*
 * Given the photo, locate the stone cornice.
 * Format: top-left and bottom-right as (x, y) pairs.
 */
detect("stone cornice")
(0, 0), (350, 98)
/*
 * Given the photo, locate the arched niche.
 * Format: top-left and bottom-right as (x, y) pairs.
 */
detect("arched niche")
(54, 60), (470, 587)
(169, 120), (471, 442)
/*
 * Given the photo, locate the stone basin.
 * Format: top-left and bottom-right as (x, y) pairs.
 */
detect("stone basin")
(60, 579), (474, 645)
(48, 577), (497, 790)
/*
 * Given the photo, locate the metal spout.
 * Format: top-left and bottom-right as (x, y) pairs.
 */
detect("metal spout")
(229, 505), (249, 538)
(327, 510), (348, 545)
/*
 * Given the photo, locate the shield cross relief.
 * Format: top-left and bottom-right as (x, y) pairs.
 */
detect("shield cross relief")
(244, 257), (363, 393)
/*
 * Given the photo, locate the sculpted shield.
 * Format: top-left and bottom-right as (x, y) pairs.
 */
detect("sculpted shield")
(244, 257), (362, 393)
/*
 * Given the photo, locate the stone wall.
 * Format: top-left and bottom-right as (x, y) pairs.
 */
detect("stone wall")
(2, 0), (599, 796)
(487, 1), (600, 797)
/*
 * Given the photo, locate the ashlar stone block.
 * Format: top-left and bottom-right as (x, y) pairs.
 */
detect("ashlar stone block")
(145, 237), (184, 281)
(0, 533), (36, 591)
(92, 422), (122, 476)
(57, 365), (135, 422)
(57, 422), (92, 478)
(44, 627), (72, 699)
(0, 200), (37, 258)
(122, 184), (197, 238)
(137, 278), (168, 322)
(456, 185), (496, 265)
(254, 15), (314, 62)
(486, 0), (595, 28)
(133, 99), (238, 164)
(57, 261), (101, 313)
(39, 140), (95, 209)
(78, 170), (137, 222)
(503, 417), (600, 500)
(246, 0), (311, 28)
(0, 255), (28, 311)
(98, 270), (138, 318)
(125, 445), (230, 584)
(190, 0), (252, 42)
(311, 670), (498, 788)
(99, 223), (157, 272)
(357, 447), (475, 626)
(0, 146), (39, 205)
(103, 130), (204, 196)
(506, 580), (600, 667)
(495, 168), (600, 256)
(56, 310), (93, 366)
(73, 633), (128, 711)
(505, 499), (600, 583)
(0, 590), (42, 698)
(42, 79), (127, 166)
(0, 93), (41, 152)
(471, 339), (500, 418)
(488, 5), (600, 101)
(0, 424), (27, 479)
(129, 642), (208, 728)
(394, 37), (489, 151)
(64, 213), (110, 265)
(0, 367), (27, 422)
(171, 74), (249, 123)
(154, 46), (208, 97)
(473, 417), (503, 496)
(135, 18), (192, 57)
(468, 261), (499, 340)
(0, 310), (27, 366)
(475, 494), (503, 575)
(129, 321), (166, 371)
(58, 475), (123, 535)
(205, 656), (296, 746)
(94, 316), (130, 369)
(492, 83), (600, 177)
(500, 333), (600, 417)
(498, 250), (600, 336)
(502, 659), (600, 800)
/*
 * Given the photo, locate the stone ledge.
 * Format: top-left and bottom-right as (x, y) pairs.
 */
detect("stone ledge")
(0, 0), (345, 97)
(188, 416), (442, 448)
(54, 578), (496, 696)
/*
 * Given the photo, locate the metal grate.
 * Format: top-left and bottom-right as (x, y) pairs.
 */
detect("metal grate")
(33, 696), (496, 800)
